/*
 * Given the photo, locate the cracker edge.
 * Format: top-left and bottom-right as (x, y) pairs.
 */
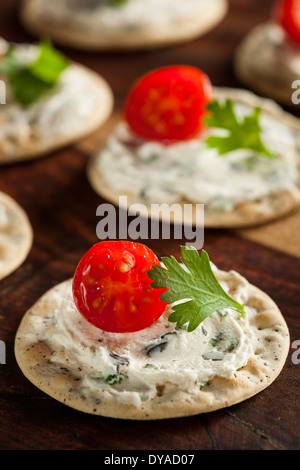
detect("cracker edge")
(14, 276), (290, 420)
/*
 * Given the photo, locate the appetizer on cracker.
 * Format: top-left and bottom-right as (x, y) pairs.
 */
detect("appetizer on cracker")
(234, 0), (300, 105)
(0, 192), (32, 280)
(0, 38), (113, 164)
(20, 0), (228, 51)
(15, 242), (289, 419)
(87, 65), (300, 228)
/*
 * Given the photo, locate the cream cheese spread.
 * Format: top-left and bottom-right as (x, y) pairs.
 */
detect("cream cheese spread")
(0, 201), (23, 270)
(33, 267), (255, 407)
(38, 0), (210, 34)
(0, 204), (8, 228)
(96, 103), (300, 211)
(0, 39), (102, 156)
(0, 204), (13, 265)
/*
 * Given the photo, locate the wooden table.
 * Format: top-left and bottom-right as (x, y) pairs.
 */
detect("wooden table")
(1, 0), (300, 451)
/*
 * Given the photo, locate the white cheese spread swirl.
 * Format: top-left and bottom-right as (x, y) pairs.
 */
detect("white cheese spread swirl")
(37, 268), (254, 407)
(37, 0), (210, 34)
(0, 39), (103, 156)
(96, 105), (300, 211)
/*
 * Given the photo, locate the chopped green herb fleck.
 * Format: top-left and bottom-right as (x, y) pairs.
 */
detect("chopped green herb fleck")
(145, 341), (168, 356)
(144, 363), (158, 369)
(145, 154), (160, 163)
(210, 332), (225, 347)
(199, 380), (208, 389)
(226, 339), (239, 352)
(105, 373), (125, 385)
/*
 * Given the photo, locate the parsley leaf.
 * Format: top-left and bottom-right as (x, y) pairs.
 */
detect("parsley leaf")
(29, 40), (69, 83)
(0, 40), (69, 107)
(148, 247), (245, 332)
(204, 99), (275, 159)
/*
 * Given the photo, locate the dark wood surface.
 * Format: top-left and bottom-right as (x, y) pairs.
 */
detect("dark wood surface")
(0, 0), (300, 451)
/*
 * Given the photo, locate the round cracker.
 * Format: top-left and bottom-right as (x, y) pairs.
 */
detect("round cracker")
(234, 22), (298, 106)
(0, 192), (33, 280)
(86, 87), (300, 229)
(14, 272), (289, 420)
(19, 0), (228, 51)
(0, 64), (113, 165)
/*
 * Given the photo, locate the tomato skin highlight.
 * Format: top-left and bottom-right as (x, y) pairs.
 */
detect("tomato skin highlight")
(273, 0), (300, 44)
(72, 241), (167, 333)
(124, 65), (212, 144)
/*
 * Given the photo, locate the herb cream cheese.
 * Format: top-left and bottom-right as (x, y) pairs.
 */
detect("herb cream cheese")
(33, 267), (254, 407)
(97, 102), (299, 211)
(38, 0), (210, 34)
(0, 39), (102, 156)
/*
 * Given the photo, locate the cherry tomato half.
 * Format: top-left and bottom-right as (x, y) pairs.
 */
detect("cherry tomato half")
(72, 241), (167, 333)
(273, 0), (300, 44)
(124, 65), (212, 144)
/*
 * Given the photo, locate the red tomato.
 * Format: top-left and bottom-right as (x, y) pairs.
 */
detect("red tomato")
(123, 65), (212, 143)
(72, 241), (167, 333)
(273, 0), (300, 44)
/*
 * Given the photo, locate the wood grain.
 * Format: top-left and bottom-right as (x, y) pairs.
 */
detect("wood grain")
(236, 210), (300, 259)
(0, 0), (300, 451)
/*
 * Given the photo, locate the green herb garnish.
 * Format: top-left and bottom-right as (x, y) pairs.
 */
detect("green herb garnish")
(0, 40), (69, 107)
(148, 247), (245, 333)
(210, 332), (226, 347)
(204, 99), (275, 159)
(145, 154), (160, 164)
(226, 339), (239, 352)
(210, 333), (239, 352)
(144, 363), (158, 369)
(105, 373), (125, 385)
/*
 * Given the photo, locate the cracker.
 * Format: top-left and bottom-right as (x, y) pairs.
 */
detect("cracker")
(19, 0), (228, 51)
(14, 269), (289, 420)
(0, 192), (33, 280)
(86, 87), (300, 229)
(234, 22), (297, 106)
(0, 64), (113, 165)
